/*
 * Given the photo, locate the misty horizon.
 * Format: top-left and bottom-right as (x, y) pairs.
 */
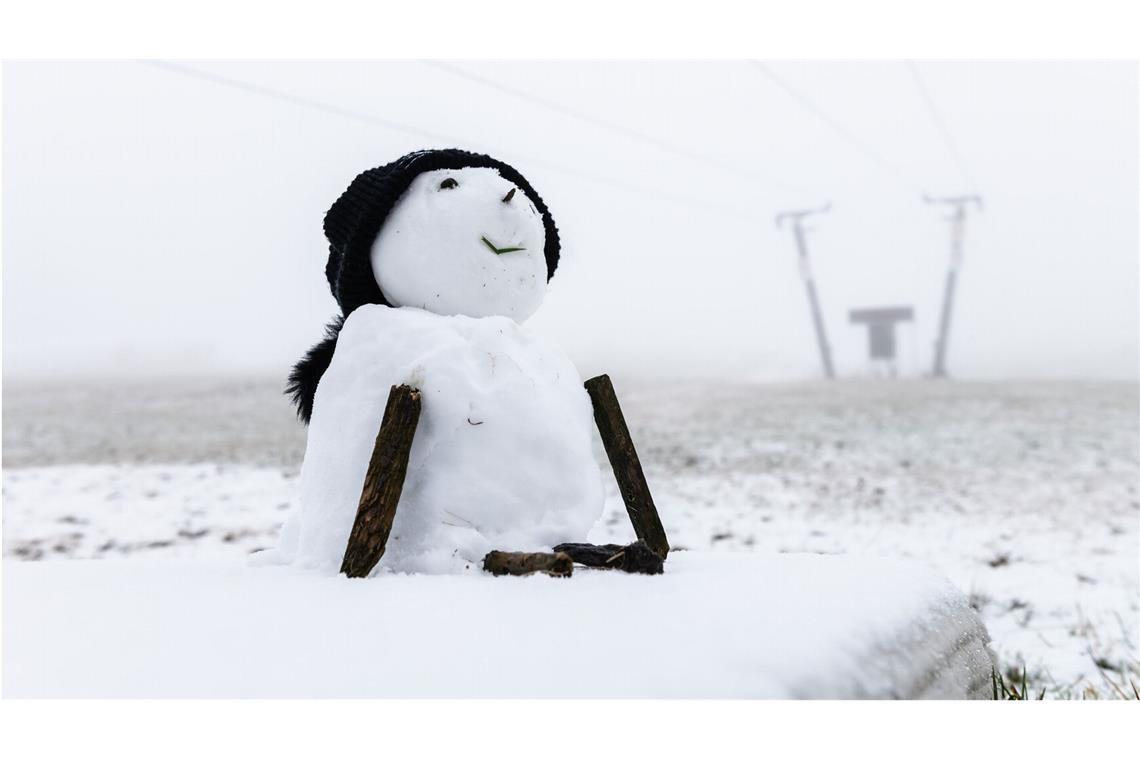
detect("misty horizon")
(3, 60), (1137, 383)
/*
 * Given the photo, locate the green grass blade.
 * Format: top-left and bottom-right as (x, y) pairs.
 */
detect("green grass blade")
(480, 236), (526, 255)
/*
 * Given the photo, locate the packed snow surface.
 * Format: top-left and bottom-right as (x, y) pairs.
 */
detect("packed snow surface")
(371, 167), (548, 322)
(4, 379), (1136, 698)
(271, 305), (604, 574)
(2, 552), (993, 698)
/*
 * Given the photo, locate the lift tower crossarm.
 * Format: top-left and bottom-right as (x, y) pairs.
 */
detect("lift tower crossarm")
(776, 203), (835, 379)
(924, 194), (982, 378)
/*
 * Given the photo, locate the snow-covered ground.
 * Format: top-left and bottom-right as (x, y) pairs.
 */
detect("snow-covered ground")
(3, 378), (1137, 698)
(3, 553), (993, 698)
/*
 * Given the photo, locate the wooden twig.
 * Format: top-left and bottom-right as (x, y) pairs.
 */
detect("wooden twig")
(553, 541), (664, 575)
(482, 551), (573, 577)
(340, 384), (421, 578)
(584, 374), (670, 558)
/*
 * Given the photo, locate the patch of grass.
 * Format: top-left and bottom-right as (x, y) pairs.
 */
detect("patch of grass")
(1089, 653), (1140, 700)
(992, 666), (1045, 700)
(987, 552), (1011, 568)
(990, 652), (1140, 700)
(967, 589), (991, 612)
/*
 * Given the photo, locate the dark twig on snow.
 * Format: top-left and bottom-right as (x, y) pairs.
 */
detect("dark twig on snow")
(482, 550), (573, 577)
(553, 540), (665, 575)
(584, 374), (670, 559)
(340, 385), (421, 578)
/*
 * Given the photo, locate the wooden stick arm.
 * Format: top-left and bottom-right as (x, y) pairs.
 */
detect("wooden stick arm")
(553, 540), (664, 574)
(482, 551), (573, 577)
(341, 376), (668, 579)
(584, 374), (670, 558)
(340, 384), (421, 578)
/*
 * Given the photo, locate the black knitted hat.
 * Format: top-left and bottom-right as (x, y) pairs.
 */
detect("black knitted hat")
(322, 148), (561, 315)
(288, 149), (561, 424)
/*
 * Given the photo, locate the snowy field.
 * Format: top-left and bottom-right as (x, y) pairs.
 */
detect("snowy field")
(3, 377), (1138, 698)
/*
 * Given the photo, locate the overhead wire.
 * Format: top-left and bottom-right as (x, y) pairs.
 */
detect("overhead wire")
(904, 60), (979, 193)
(424, 60), (809, 194)
(749, 60), (926, 195)
(138, 60), (757, 219)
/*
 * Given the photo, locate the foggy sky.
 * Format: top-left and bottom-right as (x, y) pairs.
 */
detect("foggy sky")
(3, 60), (1137, 383)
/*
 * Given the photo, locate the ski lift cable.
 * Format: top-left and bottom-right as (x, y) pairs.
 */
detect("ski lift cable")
(904, 60), (980, 193)
(749, 61), (927, 195)
(138, 60), (752, 219)
(424, 60), (811, 195)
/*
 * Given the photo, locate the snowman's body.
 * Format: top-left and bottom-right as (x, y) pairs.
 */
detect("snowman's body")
(277, 305), (604, 574)
(274, 159), (606, 575)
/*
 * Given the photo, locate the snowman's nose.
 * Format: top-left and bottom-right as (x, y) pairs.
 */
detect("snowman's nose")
(501, 187), (517, 204)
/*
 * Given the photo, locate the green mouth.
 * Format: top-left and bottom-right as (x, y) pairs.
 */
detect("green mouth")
(481, 236), (527, 255)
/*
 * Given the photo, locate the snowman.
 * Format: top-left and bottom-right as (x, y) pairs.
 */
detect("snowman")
(271, 149), (627, 576)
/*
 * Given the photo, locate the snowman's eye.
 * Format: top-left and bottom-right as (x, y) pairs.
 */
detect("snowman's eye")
(439, 178), (458, 190)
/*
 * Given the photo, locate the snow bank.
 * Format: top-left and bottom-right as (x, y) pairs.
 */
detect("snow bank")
(271, 305), (605, 575)
(2, 552), (994, 698)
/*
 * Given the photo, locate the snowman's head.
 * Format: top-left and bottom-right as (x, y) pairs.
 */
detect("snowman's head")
(322, 150), (561, 324)
(370, 167), (548, 321)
